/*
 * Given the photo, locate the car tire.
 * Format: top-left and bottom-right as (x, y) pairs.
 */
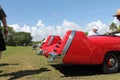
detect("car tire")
(102, 53), (120, 74)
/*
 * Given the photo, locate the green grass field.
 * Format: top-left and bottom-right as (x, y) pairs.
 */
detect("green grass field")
(0, 46), (120, 80)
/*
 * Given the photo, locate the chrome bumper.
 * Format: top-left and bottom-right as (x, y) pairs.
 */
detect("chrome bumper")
(47, 52), (63, 64)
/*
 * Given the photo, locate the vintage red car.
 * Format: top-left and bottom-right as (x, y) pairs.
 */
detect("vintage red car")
(37, 30), (120, 74)
(37, 35), (61, 55)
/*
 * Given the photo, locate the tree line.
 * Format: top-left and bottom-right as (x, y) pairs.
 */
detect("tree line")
(2, 26), (33, 46)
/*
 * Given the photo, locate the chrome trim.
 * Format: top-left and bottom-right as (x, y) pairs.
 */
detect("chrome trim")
(48, 52), (57, 62)
(62, 30), (76, 56)
(47, 35), (54, 45)
(48, 30), (76, 63)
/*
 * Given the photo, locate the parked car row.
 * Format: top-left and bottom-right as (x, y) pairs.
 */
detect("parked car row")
(37, 30), (120, 74)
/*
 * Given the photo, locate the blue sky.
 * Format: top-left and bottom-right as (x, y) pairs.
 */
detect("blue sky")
(1, 0), (120, 41)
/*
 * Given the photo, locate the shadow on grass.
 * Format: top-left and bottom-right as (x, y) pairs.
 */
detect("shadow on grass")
(52, 64), (104, 77)
(0, 68), (50, 80)
(0, 63), (19, 67)
(0, 63), (19, 74)
(0, 71), (2, 73)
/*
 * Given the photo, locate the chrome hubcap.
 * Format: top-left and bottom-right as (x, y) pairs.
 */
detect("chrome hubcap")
(107, 57), (115, 68)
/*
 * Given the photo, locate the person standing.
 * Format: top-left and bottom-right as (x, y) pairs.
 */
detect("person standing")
(0, 5), (8, 59)
(88, 27), (99, 36)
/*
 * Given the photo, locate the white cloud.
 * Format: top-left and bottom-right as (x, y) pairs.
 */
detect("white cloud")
(36, 20), (45, 27)
(21, 25), (31, 32)
(9, 24), (21, 32)
(9, 19), (113, 41)
(85, 20), (109, 34)
(9, 24), (31, 32)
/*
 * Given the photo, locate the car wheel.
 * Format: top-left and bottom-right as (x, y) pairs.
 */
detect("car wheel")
(102, 53), (120, 74)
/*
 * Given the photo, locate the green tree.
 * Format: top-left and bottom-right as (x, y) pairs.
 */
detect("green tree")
(117, 25), (120, 32)
(6, 26), (16, 46)
(12, 32), (32, 46)
(109, 22), (120, 34)
(0, 26), (16, 46)
(109, 22), (117, 32)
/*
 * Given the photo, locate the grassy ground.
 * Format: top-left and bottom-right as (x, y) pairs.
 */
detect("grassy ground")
(0, 46), (120, 80)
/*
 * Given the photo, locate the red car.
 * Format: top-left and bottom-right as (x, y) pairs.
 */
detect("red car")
(37, 35), (61, 55)
(38, 30), (120, 74)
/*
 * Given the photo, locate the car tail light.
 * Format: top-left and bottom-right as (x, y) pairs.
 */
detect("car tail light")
(58, 41), (62, 44)
(40, 46), (42, 48)
(55, 44), (59, 48)
(53, 48), (57, 52)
